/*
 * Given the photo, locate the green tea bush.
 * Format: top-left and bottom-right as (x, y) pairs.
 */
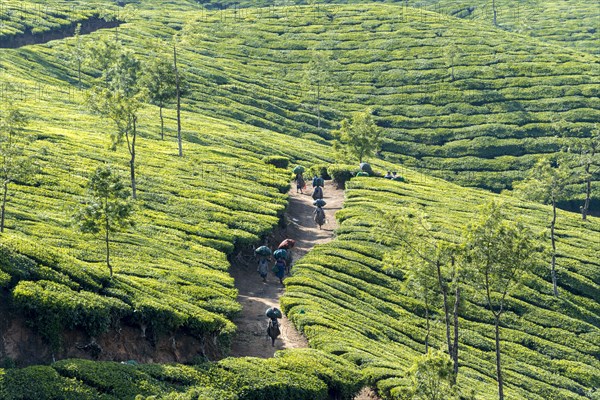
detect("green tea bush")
(13, 280), (129, 348)
(283, 174), (600, 399)
(307, 164), (331, 180)
(0, 365), (104, 400)
(262, 156), (289, 169)
(328, 164), (357, 189)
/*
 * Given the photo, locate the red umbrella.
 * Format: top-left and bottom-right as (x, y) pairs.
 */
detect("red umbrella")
(278, 239), (296, 249)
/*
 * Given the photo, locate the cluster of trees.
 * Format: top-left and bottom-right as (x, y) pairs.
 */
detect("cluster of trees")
(65, 29), (193, 276)
(0, 29), (192, 278)
(381, 201), (541, 400)
(513, 128), (599, 296)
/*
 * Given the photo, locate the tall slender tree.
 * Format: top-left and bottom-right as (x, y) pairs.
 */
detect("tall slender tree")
(87, 40), (143, 199)
(464, 202), (538, 400)
(514, 156), (574, 296)
(0, 106), (36, 233)
(75, 165), (134, 277)
(140, 54), (178, 140)
(566, 126), (600, 220)
(380, 208), (462, 375)
(67, 23), (86, 88)
(384, 241), (439, 353)
(301, 50), (337, 130)
(174, 44), (183, 157)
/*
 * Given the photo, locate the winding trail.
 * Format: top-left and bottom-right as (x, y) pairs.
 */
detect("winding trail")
(229, 180), (343, 357)
(228, 180), (380, 400)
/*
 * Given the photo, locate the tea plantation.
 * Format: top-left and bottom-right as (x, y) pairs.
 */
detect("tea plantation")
(0, 0), (341, 356)
(83, 1), (600, 197)
(180, 0), (599, 55)
(4, 1), (598, 196)
(282, 171), (600, 399)
(0, 0), (598, 399)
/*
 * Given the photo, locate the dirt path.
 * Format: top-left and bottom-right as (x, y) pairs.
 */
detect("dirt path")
(228, 180), (343, 357)
(228, 180), (380, 400)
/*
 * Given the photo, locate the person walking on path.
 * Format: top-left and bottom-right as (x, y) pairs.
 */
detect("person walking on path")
(312, 184), (323, 200)
(274, 257), (286, 284)
(295, 173), (305, 194)
(257, 255), (270, 282)
(314, 205), (326, 229)
(278, 239), (295, 275)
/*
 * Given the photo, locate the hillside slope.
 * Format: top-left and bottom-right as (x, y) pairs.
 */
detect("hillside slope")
(190, 0), (600, 55)
(104, 2), (599, 199)
(282, 171), (600, 399)
(0, 25), (339, 363)
(4, 1), (597, 199)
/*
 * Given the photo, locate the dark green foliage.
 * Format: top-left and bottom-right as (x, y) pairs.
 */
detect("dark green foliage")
(0, 365), (105, 400)
(0, 349), (364, 399)
(308, 164), (331, 180)
(262, 155), (289, 169)
(328, 164), (357, 189)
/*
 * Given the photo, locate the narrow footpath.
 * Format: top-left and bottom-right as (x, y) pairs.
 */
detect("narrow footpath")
(228, 180), (379, 399)
(229, 180), (343, 357)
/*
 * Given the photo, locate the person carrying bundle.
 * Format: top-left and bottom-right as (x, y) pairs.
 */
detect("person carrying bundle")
(254, 245), (272, 283)
(312, 184), (323, 200)
(273, 257), (286, 284)
(277, 239), (295, 275)
(257, 256), (270, 282)
(265, 307), (282, 347)
(314, 205), (326, 229)
(293, 166), (306, 194)
(295, 173), (305, 194)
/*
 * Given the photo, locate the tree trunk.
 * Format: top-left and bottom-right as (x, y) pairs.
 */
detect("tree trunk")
(582, 163), (591, 220)
(437, 261), (453, 358)
(492, 0), (498, 26)
(425, 297), (430, 354)
(159, 106), (164, 140)
(174, 45), (183, 157)
(1, 181), (8, 233)
(317, 80), (321, 129)
(78, 60), (82, 89)
(494, 315), (504, 400)
(105, 215), (112, 277)
(129, 117), (137, 200)
(551, 199), (558, 296)
(452, 285), (460, 376)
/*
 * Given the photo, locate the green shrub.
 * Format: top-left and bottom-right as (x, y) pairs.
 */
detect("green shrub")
(53, 359), (169, 399)
(263, 156), (289, 169)
(308, 164), (332, 180)
(328, 164), (357, 189)
(273, 349), (366, 399)
(215, 357), (328, 400)
(12, 281), (130, 349)
(0, 365), (103, 400)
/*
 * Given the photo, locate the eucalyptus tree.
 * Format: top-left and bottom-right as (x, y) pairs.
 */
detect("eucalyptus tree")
(87, 39), (144, 198)
(463, 202), (539, 400)
(514, 156), (574, 296)
(76, 165), (134, 277)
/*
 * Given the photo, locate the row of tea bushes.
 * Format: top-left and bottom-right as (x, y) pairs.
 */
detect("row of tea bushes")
(282, 173), (599, 399)
(0, 349), (364, 400)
